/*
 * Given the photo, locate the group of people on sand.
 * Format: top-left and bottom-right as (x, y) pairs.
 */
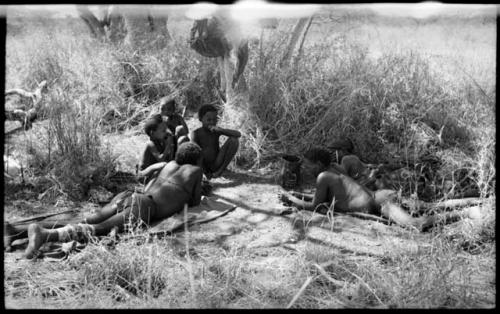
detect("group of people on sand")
(23, 98), (241, 259)
(21, 98), (434, 259)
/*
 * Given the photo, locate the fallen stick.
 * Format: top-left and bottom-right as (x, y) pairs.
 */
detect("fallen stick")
(333, 211), (390, 225)
(9, 209), (79, 225)
(120, 205), (237, 242)
(312, 263), (345, 287)
(402, 197), (492, 211)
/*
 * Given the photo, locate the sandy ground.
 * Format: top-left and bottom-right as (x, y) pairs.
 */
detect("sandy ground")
(4, 124), (433, 261)
(4, 122), (495, 308)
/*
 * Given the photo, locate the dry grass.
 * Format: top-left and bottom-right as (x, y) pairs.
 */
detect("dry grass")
(4, 6), (496, 309)
(5, 204), (495, 308)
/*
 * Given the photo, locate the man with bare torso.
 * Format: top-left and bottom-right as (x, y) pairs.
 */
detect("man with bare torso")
(23, 142), (204, 259)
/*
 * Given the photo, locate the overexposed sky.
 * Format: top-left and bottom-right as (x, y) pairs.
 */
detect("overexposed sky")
(367, 2), (496, 19)
(3, 2), (498, 19)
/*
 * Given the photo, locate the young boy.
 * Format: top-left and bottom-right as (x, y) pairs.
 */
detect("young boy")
(191, 104), (241, 179)
(160, 97), (190, 148)
(23, 142), (204, 259)
(139, 114), (176, 178)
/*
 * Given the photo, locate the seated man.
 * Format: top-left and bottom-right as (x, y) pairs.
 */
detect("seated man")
(23, 142), (204, 259)
(279, 147), (435, 231)
(191, 104), (241, 179)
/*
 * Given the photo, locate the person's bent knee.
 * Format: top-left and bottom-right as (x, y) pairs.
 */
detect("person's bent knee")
(227, 137), (239, 148)
(175, 126), (188, 137)
(374, 189), (397, 206)
(177, 135), (189, 146)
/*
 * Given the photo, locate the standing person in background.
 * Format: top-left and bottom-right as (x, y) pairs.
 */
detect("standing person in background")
(190, 104), (240, 179)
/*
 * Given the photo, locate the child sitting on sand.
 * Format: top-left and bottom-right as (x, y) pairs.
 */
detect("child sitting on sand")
(139, 114), (176, 182)
(160, 97), (190, 149)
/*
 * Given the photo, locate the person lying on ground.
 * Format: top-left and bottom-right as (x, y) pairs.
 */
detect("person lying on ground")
(279, 147), (438, 231)
(160, 97), (190, 148)
(23, 142), (204, 259)
(139, 114), (176, 182)
(190, 104), (241, 179)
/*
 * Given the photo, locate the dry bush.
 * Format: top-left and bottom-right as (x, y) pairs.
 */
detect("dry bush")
(6, 27), (121, 200)
(243, 25), (494, 199)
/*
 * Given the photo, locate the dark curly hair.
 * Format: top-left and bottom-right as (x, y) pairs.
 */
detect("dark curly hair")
(160, 97), (176, 111)
(175, 142), (202, 165)
(144, 114), (163, 137)
(304, 147), (331, 167)
(198, 104), (218, 121)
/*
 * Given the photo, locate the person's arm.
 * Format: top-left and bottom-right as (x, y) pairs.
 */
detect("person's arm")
(290, 191), (314, 201)
(138, 161), (167, 177)
(331, 163), (348, 176)
(188, 167), (203, 207)
(190, 129), (199, 145)
(211, 126), (241, 138)
(149, 136), (175, 162)
(179, 115), (189, 133)
(280, 173), (331, 211)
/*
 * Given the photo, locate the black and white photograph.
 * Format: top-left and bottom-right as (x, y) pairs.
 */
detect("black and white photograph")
(3, 1), (496, 309)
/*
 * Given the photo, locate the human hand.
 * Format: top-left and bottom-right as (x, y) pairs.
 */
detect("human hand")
(278, 192), (293, 206)
(208, 126), (222, 133)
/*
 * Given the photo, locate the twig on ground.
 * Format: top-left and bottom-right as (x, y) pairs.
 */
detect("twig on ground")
(287, 276), (314, 308)
(312, 263), (345, 287)
(337, 264), (385, 307)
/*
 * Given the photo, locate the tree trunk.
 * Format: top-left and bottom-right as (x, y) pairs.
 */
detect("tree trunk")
(77, 5), (170, 48)
(280, 18), (309, 69)
(76, 5), (106, 40)
(106, 5), (126, 44)
(149, 13), (171, 43)
(121, 6), (152, 51)
(293, 16), (314, 70)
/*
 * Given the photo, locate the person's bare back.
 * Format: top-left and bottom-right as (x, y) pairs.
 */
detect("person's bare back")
(280, 147), (438, 231)
(22, 142), (204, 259)
(319, 170), (379, 214)
(146, 160), (203, 219)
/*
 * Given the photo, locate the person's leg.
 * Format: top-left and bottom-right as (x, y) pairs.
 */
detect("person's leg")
(212, 137), (239, 177)
(83, 190), (133, 224)
(175, 125), (190, 147)
(90, 193), (156, 234)
(175, 125), (188, 138)
(380, 201), (429, 230)
(24, 193), (157, 259)
(24, 222), (96, 259)
(373, 189), (398, 205)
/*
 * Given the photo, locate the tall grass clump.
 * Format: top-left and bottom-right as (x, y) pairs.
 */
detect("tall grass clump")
(244, 23), (494, 199)
(6, 21), (121, 200)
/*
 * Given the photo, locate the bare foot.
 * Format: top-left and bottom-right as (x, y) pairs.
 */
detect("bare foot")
(24, 223), (47, 259)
